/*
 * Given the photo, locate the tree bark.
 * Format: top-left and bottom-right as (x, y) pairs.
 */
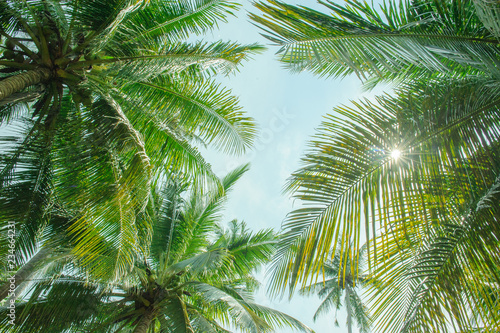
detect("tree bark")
(0, 247), (51, 302)
(0, 68), (51, 102)
(133, 307), (155, 333)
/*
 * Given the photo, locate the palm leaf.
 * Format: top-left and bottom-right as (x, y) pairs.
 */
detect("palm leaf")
(117, 74), (257, 155)
(0, 278), (105, 332)
(251, 0), (499, 83)
(115, 0), (241, 44)
(186, 282), (272, 332)
(269, 76), (500, 296)
(472, 0), (500, 39)
(162, 296), (195, 333)
(172, 164), (251, 262)
(366, 163), (500, 332)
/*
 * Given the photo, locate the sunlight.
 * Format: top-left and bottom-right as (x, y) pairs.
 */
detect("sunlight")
(391, 149), (401, 160)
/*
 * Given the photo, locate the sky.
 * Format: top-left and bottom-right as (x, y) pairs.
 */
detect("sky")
(200, 1), (387, 332)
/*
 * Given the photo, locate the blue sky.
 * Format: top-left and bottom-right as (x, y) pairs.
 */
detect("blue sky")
(201, 1), (387, 332)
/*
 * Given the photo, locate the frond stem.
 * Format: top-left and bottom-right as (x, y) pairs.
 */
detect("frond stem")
(276, 33), (500, 48)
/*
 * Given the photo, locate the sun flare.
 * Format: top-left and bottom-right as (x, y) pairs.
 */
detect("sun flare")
(391, 149), (401, 160)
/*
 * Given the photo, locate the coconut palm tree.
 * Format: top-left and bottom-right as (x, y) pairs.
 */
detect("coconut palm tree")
(0, 165), (314, 333)
(300, 245), (371, 333)
(0, 0), (260, 279)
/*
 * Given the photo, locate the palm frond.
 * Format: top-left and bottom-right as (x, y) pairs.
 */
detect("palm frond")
(186, 282), (272, 332)
(173, 164), (250, 261)
(313, 288), (342, 322)
(168, 248), (231, 277)
(81, 41), (264, 81)
(473, 0), (500, 39)
(242, 301), (315, 332)
(251, 0), (498, 82)
(53, 98), (152, 280)
(366, 165), (500, 332)
(0, 278), (105, 333)
(269, 76), (500, 296)
(0, 122), (53, 260)
(118, 75), (257, 155)
(214, 220), (277, 277)
(162, 296), (195, 333)
(115, 0), (241, 44)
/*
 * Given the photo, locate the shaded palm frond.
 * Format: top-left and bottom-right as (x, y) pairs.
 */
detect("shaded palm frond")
(117, 74), (257, 155)
(251, 0), (498, 82)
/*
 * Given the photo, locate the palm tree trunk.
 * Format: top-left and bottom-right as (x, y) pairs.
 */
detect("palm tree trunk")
(133, 307), (155, 333)
(345, 285), (353, 333)
(0, 68), (51, 102)
(0, 247), (51, 301)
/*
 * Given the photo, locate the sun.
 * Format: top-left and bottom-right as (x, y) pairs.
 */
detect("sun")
(391, 149), (401, 160)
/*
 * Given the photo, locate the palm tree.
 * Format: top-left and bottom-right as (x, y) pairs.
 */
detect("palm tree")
(251, 1), (500, 331)
(300, 245), (371, 333)
(0, 0), (260, 279)
(0, 165), (314, 333)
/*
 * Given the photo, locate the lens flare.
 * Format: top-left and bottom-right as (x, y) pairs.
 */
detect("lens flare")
(391, 149), (401, 160)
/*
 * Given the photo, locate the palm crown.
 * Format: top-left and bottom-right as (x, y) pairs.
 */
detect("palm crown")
(299, 245), (371, 333)
(0, 165), (313, 333)
(0, 0), (261, 280)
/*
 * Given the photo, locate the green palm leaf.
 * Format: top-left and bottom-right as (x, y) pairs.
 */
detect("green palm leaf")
(473, 0), (500, 39)
(269, 76), (500, 296)
(251, 0), (499, 83)
(365, 162), (500, 332)
(187, 281), (273, 332)
(114, 0), (242, 45)
(117, 74), (257, 155)
(0, 278), (105, 333)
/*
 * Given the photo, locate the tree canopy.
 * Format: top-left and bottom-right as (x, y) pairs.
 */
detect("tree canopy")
(0, 165), (314, 333)
(2, 0), (500, 332)
(0, 0), (260, 280)
(253, 0), (500, 331)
